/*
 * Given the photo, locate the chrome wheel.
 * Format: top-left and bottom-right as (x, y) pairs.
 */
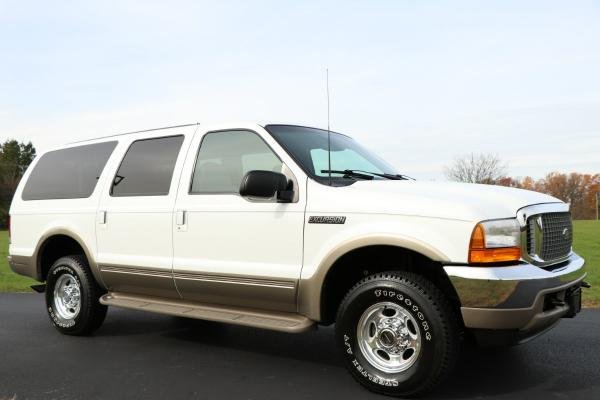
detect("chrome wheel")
(357, 301), (421, 373)
(53, 273), (81, 320)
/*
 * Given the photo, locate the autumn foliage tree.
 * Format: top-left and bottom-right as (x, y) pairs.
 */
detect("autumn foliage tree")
(497, 172), (600, 220)
(446, 153), (599, 220)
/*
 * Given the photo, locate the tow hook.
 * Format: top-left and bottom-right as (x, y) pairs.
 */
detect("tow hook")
(30, 284), (46, 293)
(581, 281), (591, 289)
(563, 284), (584, 318)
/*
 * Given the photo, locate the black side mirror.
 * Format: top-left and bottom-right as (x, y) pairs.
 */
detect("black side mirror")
(239, 170), (294, 203)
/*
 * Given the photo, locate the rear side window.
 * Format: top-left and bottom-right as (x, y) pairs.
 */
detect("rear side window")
(22, 141), (117, 200)
(111, 135), (184, 197)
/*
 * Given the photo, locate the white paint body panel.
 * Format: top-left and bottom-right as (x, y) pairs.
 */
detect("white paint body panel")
(95, 127), (195, 272)
(172, 124), (307, 280)
(8, 135), (118, 262)
(301, 178), (562, 271)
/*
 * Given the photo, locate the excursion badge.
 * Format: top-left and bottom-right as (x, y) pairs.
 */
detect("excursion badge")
(308, 216), (346, 224)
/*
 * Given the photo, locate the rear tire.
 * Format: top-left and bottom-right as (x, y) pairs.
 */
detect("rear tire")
(335, 271), (460, 397)
(45, 255), (107, 335)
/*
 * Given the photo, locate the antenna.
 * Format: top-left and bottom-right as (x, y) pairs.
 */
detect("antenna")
(326, 68), (332, 186)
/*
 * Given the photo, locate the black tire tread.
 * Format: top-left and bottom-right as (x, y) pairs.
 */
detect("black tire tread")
(335, 270), (461, 397)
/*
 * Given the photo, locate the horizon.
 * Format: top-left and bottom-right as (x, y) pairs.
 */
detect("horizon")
(2, 120), (599, 182)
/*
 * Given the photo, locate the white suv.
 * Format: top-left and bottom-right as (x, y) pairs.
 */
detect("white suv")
(7, 123), (587, 397)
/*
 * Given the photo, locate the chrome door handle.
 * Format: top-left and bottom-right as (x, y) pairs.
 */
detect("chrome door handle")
(175, 210), (186, 226)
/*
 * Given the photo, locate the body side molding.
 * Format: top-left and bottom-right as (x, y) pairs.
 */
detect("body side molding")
(99, 264), (297, 290)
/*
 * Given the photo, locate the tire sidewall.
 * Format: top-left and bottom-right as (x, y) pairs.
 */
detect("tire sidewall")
(336, 277), (445, 394)
(46, 259), (88, 333)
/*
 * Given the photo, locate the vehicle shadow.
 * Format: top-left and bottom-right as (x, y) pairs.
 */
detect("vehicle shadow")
(98, 309), (341, 366)
(162, 316), (343, 367)
(98, 308), (599, 399)
(432, 344), (546, 398)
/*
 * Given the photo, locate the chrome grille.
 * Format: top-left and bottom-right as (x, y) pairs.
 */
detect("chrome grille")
(527, 218), (536, 255)
(526, 212), (572, 262)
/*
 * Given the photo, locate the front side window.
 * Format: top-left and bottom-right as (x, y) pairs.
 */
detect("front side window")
(265, 125), (398, 185)
(22, 141), (117, 200)
(190, 130), (283, 194)
(111, 135), (184, 197)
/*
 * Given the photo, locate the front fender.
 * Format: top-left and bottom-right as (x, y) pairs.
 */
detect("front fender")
(297, 214), (472, 320)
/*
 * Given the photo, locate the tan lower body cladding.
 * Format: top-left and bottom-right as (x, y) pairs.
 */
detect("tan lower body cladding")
(99, 265), (298, 312)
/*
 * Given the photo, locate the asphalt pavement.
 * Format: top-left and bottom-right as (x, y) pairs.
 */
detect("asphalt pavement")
(1, 293), (599, 400)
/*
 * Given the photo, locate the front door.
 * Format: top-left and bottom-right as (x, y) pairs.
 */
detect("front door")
(172, 128), (306, 312)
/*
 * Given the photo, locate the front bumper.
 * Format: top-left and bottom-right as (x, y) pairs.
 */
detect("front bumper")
(444, 253), (586, 344)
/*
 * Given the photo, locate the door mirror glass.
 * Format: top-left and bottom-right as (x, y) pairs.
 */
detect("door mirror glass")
(239, 170), (293, 202)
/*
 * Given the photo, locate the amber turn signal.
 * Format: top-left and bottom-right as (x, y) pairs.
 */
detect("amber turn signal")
(468, 222), (521, 264)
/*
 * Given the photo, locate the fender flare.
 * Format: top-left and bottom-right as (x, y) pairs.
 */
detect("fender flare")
(33, 228), (105, 288)
(297, 234), (450, 321)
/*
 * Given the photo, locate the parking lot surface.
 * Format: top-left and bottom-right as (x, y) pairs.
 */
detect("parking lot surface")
(1, 293), (598, 399)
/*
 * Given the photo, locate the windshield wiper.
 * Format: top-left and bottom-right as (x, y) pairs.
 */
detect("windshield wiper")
(321, 169), (410, 180)
(350, 170), (414, 180)
(321, 169), (373, 180)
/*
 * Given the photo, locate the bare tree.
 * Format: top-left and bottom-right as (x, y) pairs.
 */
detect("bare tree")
(444, 153), (508, 184)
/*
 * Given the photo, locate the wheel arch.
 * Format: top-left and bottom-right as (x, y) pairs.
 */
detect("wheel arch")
(297, 235), (461, 324)
(34, 228), (104, 287)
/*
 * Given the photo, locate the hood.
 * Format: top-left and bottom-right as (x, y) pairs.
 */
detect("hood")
(309, 180), (563, 222)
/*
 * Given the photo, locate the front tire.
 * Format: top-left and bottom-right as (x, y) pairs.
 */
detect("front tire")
(335, 271), (460, 397)
(45, 255), (107, 335)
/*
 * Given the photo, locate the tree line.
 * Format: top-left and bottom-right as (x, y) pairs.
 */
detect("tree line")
(446, 153), (600, 220)
(0, 140), (36, 228)
(495, 173), (600, 220)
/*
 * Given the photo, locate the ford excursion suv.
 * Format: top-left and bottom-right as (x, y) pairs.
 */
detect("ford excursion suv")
(7, 123), (588, 397)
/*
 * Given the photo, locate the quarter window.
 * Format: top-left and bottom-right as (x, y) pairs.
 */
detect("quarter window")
(190, 130), (283, 194)
(111, 135), (184, 197)
(22, 141), (117, 200)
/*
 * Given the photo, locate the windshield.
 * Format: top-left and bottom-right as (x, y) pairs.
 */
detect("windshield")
(265, 125), (399, 185)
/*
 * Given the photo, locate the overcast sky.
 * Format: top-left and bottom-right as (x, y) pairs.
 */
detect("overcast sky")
(1, 0), (599, 180)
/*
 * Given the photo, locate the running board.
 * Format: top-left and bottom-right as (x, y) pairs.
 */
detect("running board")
(100, 292), (315, 333)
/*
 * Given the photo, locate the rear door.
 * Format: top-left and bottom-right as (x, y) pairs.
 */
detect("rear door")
(96, 128), (194, 298)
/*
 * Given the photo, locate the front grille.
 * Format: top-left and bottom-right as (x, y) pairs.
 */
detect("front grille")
(526, 212), (572, 262)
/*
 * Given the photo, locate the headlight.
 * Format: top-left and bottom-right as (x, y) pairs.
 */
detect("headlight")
(468, 218), (521, 263)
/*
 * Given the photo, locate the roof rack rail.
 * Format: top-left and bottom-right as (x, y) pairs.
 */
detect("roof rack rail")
(69, 122), (200, 144)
